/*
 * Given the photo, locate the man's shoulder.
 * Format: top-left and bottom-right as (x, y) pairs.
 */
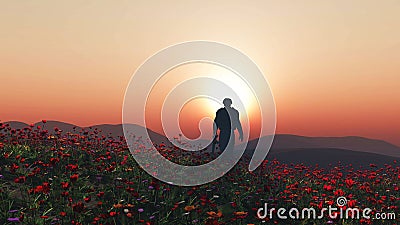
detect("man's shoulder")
(216, 108), (226, 113)
(230, 107), (239, 114)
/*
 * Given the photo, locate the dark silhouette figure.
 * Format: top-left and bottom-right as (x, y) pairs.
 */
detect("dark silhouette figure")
(213, 98), (243, 153)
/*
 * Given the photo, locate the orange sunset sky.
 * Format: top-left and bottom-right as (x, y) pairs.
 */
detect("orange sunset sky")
(1, 1), (399, 146)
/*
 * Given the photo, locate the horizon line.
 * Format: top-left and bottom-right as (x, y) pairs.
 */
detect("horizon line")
(2, 119), (399, 148)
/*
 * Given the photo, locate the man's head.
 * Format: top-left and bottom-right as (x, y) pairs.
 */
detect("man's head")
(223, 98), (232, 107)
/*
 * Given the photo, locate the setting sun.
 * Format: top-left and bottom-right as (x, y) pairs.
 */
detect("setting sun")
(144, 62), (260, 141)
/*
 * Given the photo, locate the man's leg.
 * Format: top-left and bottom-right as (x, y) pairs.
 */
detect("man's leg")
(226, 130), (235, 151)
(219, 130), (229, 152)
(219, 130), (235, 152)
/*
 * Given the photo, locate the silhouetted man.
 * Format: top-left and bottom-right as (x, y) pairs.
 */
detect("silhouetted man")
(213, 98), (243, 153)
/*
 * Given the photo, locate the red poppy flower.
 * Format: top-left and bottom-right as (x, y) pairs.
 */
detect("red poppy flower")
(72, 202), (85, 213)
(70, 174), (79, 182)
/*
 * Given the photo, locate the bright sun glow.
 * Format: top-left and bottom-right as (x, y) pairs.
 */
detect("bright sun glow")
(202, 65), (259, 118)
(145, 62), (259, 139)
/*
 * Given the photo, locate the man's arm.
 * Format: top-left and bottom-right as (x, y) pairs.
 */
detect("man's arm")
(213, 121), (218, 138)
(236, 110), (243, 141)
(213, 111), (219, 138)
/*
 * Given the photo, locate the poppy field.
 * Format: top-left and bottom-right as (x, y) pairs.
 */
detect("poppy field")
(0, 122), (399, 225)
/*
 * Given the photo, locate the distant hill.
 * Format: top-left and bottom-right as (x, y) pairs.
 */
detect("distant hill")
(3, 121), (400, 162)
(239, 134), (400, 158)
(2, 121), (30, 130)
(262, 147), (399, 168)
(3, 121), (170, 145)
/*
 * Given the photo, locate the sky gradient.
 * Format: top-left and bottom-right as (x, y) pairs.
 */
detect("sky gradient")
(1, 1), (399, 146)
